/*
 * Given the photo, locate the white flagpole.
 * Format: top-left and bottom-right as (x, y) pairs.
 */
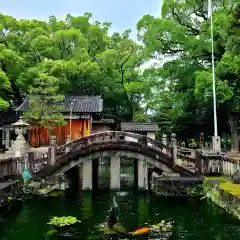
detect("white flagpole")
(209, 0), (218, 137)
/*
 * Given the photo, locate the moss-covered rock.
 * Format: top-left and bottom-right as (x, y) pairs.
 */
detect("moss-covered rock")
(96, 222), (126, 235)
(203, 177), (240, 219)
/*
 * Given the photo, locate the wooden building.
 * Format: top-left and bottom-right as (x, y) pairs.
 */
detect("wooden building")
(14, 96), (103, 146)
(91, 119), (115, 134)
(120, 122), (159, 140)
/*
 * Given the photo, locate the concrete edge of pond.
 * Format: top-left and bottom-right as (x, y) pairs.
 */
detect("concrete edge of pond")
(151, 175), (240, 220)
(203, 178), (240, 220)
(151, 176), (203, 197)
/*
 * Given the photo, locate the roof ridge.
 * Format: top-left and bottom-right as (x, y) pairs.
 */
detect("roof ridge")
(15, 95), (103, 113)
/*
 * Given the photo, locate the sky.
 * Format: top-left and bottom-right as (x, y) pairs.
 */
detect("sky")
(0, 0), (162, 36)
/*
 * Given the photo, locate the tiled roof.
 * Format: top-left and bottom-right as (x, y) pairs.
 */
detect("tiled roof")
(121, 122), (159, 132)
(15, 96), (103, 113)
(0, 111), (21, 126)
(92, 119), (115, 124)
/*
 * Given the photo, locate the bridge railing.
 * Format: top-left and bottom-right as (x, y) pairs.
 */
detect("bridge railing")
(0, 131), (174, 177)
(55, 131), (173, 159)
(2, 131), (240, 178)
(201, 155), (240, 178)
(0, 157), (18, 179)
(176, 148), (240, 178)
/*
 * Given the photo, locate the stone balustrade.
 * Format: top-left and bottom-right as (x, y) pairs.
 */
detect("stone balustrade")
(56, 131), (173, 158)
(1, 131), (240, 182)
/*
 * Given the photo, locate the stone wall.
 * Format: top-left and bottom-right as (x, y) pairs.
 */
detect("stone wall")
(203, 178), (240, 219)
(151, 175), (203, 197)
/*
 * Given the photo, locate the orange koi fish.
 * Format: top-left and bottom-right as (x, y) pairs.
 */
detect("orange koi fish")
(130, 227), (151, 235)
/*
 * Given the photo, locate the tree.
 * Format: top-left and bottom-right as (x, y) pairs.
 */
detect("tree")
(24, 71), (66, 134)
(0, 12), (147, 128)
(137, 0), (239, 149)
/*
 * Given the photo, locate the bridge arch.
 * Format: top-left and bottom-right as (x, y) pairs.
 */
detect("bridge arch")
(37, 131), (174, 175)
(34, 131), (195, 189)
(52, 149), (175, 175)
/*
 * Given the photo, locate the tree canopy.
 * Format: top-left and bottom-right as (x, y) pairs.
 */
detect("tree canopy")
(137, 0), (240, 149)
(1, 1), (240, 149)
(0, 12), (146, 127)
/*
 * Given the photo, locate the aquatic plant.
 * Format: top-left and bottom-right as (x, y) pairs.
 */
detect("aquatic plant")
(150, 220), (173, 232)
(47, 216), (81, 227)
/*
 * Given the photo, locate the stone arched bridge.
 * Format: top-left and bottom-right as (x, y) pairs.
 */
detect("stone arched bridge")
(32, 131), (200, 181)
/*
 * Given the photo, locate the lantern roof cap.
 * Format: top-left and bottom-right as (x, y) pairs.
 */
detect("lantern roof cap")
(12, 116), (29, 126)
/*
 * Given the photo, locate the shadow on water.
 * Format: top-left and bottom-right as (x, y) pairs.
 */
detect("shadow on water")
(0, 173), (240, 240)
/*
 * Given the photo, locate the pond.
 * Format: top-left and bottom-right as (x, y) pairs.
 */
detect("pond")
(0, 189), (239, 240)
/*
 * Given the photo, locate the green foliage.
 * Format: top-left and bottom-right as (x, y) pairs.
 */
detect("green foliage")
(2, 2), (239, 141)
(203, 177), (240, 219)
(188, 184), (203, 197)
(24, 71), (66, 132)
(137, 0), (240, 140)
(0, 12), (145, 126)
(47, 216), (81, 227)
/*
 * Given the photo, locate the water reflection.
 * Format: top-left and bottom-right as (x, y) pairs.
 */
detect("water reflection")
(0, 189), (239, 240)
(137, 194), (149, 226)
(81, 192), (93, 218)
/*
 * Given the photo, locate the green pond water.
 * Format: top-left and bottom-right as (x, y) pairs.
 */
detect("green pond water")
(0, 189), (240, 240)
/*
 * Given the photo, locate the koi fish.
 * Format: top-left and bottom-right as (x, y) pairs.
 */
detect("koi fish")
(130, 227), (151, 235)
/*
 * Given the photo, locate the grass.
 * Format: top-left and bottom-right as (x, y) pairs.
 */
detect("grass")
(205, 176), (240, 196)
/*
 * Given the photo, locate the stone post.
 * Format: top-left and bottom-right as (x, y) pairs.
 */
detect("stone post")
(5, 129), (10, 150)
(82, 157), (93, 190)
(162, 134), (167, 154)
(50, 135), (57, 165)
(138, 158), (148, 190)
(66, 135), (71, 153)
(24, 152), (29, 170)
(171, 133), (177, 165)
(200, 132), (204, 150)
(212, 136), (221, 154)
(110, 154), (121, 190)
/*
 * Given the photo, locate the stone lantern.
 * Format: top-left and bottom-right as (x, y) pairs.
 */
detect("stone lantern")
(11, 116), (30, 157)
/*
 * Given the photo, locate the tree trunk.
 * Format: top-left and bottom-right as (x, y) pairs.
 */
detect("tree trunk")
(228, 114), (239, 152)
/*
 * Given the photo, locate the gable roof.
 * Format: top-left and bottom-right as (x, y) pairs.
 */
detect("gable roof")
(15, 96), (103, 114)
(121, 122), (159, 132)
(0, 111), (21, 126)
